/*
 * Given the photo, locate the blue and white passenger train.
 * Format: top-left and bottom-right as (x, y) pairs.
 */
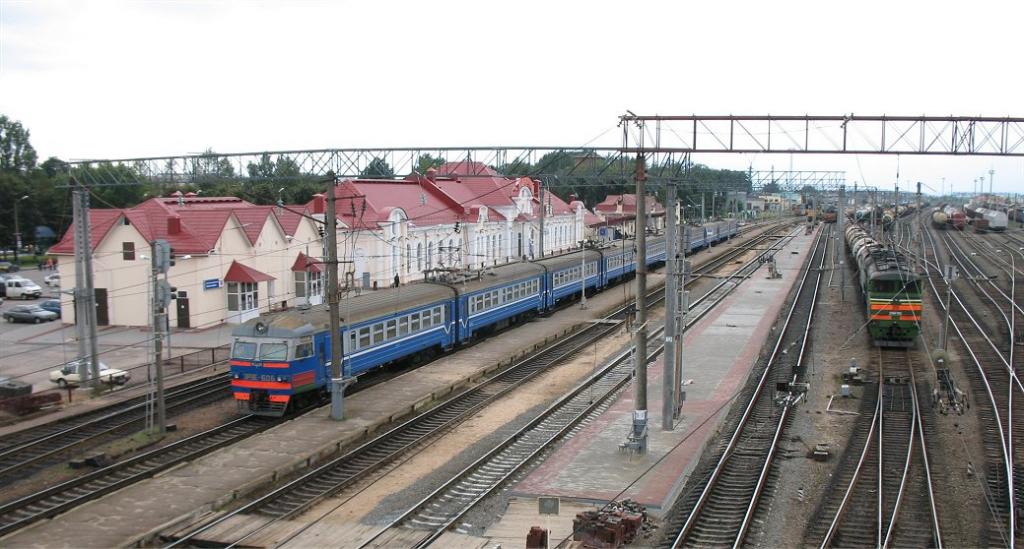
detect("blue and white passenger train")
(230, 220), (738, 416)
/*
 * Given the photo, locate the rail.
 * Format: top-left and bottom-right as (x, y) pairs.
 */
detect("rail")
(667, 224), (826, 548)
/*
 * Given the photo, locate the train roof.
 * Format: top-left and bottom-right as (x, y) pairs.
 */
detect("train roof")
(536, 249), (604, 271)
(864, 248), (918, 281)
(232, 281), (456, 337)
(447, 260), (546, 294)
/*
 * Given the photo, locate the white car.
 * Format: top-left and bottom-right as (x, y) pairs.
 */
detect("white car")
(44, 273), (60, 287)
(4, 277), (43, 299)
(50, 360), (130, 387)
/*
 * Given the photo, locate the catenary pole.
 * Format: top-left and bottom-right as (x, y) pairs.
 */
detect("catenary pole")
(634, 155), (648, 412)
(663, 181), (678, 430)
(326, 175), (345, 420)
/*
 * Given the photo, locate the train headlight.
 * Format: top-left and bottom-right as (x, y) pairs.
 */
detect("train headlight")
(276, 376), (286, 383)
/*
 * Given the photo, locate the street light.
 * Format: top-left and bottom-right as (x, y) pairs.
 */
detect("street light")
(13, 195), (29, 262)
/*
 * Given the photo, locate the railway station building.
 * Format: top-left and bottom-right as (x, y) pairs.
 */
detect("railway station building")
(50, 194), (324, 329)
(592, 193), (666, 239)
(307, 161), (592, 288)
(49, 163), (595, 328)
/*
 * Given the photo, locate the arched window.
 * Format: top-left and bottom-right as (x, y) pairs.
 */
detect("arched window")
(417, 242), (423, 271)
(406, 243), (412, 273)
(427, 241), (434, 269)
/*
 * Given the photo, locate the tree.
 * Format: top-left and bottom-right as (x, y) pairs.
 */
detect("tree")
(0, 115), (38, 173)
(415, 154), (446, 174)
(360, 157), (394, 179)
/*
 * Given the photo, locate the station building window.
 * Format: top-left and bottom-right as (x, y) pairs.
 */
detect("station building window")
(228, 282), (259, 313)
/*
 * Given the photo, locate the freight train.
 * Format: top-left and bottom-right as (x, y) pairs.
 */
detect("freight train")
(230, 221), (740, 416)
(845, 224), (922, 347)
(963, 205), (1008, 231)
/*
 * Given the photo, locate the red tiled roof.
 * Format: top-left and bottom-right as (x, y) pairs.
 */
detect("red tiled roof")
(224, 260), (275, 283)
(50, 196), (259, 255)
(230, 206), (275, 244)
(274, 205), (309, 237)
(291, 252), (322, 273)
(595, 194), (665, 215)
(49, 210), (123, 254)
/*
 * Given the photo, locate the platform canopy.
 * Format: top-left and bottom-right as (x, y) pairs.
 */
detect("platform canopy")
(290, 252), (322, 273)
(224, 260), (275, 283)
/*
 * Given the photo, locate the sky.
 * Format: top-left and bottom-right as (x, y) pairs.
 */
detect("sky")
(1, 0), (1022, 195)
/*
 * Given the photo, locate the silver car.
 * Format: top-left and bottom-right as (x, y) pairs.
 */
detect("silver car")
(3, 304), (59, 323)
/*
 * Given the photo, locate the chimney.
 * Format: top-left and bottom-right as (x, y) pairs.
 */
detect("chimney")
(167, 214), (182, 234)
(311, 193), (326, 214)
(426, 168), (437, 182)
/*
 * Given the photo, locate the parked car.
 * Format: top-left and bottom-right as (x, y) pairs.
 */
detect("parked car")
(39, 299), (61, 317)
(0, 274), (14, 297)
(4, 277), (42, 299)
(0, 261), (20, 273)
(49, 360), (130, 387)
(3, 304), (58, 323)
(44, 273), (60, 287)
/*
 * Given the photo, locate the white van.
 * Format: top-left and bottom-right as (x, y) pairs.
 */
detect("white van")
(5, 277), (43, 299)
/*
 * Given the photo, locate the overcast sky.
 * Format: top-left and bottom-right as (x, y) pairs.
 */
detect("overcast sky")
(2, 0), (1022, 194)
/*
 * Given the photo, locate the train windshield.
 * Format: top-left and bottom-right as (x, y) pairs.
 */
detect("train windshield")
(232, 341), (257, 360)
(258, 343), (289, 361)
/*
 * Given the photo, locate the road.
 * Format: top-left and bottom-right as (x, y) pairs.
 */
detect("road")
(1, 268), (232, 393)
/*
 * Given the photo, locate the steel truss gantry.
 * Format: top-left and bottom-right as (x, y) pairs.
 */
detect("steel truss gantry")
(62, 114), (1021, 190)
(619, 114), (1024, 156)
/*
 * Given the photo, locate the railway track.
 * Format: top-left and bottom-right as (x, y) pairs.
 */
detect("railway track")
(808, 348), (941, 548)
(655, 224), (828, 548)
(161, 225), (800, 548)
(920, 226), (1021, 546)
(0, 415), (275, 537)
(0, 375), (230, 486)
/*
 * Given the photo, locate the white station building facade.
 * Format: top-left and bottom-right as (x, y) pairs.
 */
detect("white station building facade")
(51, 162), (595, 328)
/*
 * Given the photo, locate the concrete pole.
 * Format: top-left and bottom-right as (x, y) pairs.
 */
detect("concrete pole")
(663, 182), (678, 431)
(326, 176), (345, 420)
(838, 185), (846, 302)
(150, 241), (166, 434)
(634, 156), (648, 413)
(72, 188), (89, 370)
(71, 185), (100, 387)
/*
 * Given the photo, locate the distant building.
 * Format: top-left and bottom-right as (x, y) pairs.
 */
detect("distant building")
(592, 193), (665, 239)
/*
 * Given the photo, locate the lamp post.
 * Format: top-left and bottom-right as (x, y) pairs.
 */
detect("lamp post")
(13, 195), (28, 262)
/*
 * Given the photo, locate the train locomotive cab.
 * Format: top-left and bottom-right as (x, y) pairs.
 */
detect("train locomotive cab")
(230, 318), (325, 417)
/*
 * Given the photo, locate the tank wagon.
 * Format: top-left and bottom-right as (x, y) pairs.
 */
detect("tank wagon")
(942, 205), (967, 230)
(230, 222), (741, 416)
(930, 209), (948, 229)
(845, 224), (922, 347)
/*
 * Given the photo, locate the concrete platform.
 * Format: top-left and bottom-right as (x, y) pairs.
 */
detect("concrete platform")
(0, 223), (781, 548)
(511, 228), (816, 514)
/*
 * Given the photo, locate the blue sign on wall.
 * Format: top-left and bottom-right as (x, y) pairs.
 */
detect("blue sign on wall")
(204, 278), (221, 290)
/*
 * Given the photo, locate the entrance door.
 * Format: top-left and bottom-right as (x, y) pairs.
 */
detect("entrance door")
(176, 292), (190, 329)
(94, 288), (109, 326)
